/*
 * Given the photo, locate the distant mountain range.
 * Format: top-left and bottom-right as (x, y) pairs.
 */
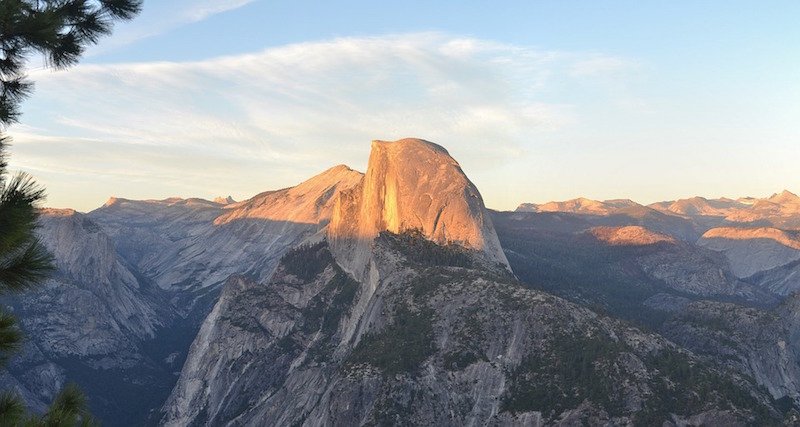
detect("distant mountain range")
(514, 190), (800, 283)
(519, 189), (800, 228)
(3, 138), (800, 426)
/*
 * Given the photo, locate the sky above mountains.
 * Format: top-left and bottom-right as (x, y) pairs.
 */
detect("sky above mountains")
(7, 0), (799, 212)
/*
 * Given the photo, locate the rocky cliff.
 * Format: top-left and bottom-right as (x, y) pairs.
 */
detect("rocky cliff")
(662, 292), (800, 406)
(10, 139), (800, 425)
(88, 165), (362, 318)
(3, 209), (177, 425)
(5, 166), (362, 426)
(160, 235), (781, 426)
(160, 139), (782, 426)
(698, 227), (800, 278)
(328, 138), (509, 281)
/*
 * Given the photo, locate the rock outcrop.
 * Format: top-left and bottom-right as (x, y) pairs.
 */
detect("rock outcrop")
(588, 225), (676, 246)
(89, 165), (363, 315)
(328, 138), (509, 280)
(662, 293), (800, 405)
(214, 164), (362, 226)
(698, 227), (800, 278)
(11, 139), (799, 426)
(747, 260), (800, 296)
(4, 209), (178, 425)
(160, 236), (780, 426)
(7, 166), (363, 426)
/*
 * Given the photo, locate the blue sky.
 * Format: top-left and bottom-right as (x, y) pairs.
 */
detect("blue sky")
(7, 0), (800, 212)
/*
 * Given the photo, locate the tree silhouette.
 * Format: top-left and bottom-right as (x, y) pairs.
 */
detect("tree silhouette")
(1, 0), (142, 126)
(1, 1), (142, 424)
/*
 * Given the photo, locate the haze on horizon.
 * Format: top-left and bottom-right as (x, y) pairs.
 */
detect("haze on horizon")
(5, 1), (799, 213)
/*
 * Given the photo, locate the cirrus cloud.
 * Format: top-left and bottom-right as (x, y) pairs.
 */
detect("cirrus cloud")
(9, 32), (640, 212)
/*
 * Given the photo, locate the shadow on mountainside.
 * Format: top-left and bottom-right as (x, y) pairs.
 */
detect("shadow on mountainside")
(5, 210), (327, 427)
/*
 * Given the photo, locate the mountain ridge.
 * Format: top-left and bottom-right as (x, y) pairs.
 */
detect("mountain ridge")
(9, 138), (800, 426)
(159, 138), (786, 426)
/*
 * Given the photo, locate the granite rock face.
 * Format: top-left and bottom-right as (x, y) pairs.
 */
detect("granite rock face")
(5, 166), (362, 426)
(748, 260), (800, 296)
(328, 138), (509, 281)
(10, 138), (800, 425)
(160, 237), (779, 426)
(160, 139), (780, 426)
(697, 227), (800, 278)
(662, 293), (800, 405)
(3, 209), (177, 425)
(88, 165), (363, 315)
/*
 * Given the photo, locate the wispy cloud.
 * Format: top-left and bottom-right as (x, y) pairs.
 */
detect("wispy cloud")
(10, 33), (640, 211)
(86, 0), (257, 55)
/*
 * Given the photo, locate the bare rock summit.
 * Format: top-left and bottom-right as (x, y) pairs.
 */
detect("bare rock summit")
(214, 164), (363, 226)
(328, 138), (510, 279)
(213, 195), (235, 205)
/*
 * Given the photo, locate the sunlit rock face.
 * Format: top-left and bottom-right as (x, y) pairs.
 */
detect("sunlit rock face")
(214, 164), (363, 226)
(518, 198), (639, 215)
(328, 138), (510, 279)
(698, 227), (800, 278)
(158, 138), (786, 427)
(588, 225), (676, 246)
(89, 165), (364, 303)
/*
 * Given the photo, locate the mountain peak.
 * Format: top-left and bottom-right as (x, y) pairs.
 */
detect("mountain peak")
(770, 189), (800, 204)
(103, 196), (124, 207)
(39, 207), (77, 217)
(328, 138), (510, 278)
(213, 164), (363, 226)
(517, 197), (639, 215)
(213, 195), (235, 205)
(371, 137), (451, 157)
(700, 226), (800, 250)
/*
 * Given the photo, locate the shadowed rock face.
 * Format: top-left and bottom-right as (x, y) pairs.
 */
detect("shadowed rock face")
(89, 165), (364, 304)
(160, 238), (779, 427)
(4, 209), (179, 425)
(7, 166), (364, 426)
(698, 227), (800, 278)
(328, 138), (509, 280)
(661, 293), (800, 405)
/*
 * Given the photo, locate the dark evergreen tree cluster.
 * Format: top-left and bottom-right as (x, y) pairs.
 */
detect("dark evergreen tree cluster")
(379, 229), (474, 269)
(346, 305), (436, 376)
(1, 0), (141, 424)
(280, 241), (334, 282)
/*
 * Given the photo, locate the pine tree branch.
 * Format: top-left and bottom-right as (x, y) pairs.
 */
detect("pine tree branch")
(0, 238), (54, 294)
(0, 0), (143, 126)
(0, 172), (46, 258)
(0, 306), (23, 365)
(0, 390), (27, 425)
(0, 169), (54, 294)
(41, 382), (97, 427)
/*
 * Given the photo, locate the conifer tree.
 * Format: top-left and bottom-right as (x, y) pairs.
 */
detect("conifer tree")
(1, 0), (142, 126)
(1, 1), (142, 424)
